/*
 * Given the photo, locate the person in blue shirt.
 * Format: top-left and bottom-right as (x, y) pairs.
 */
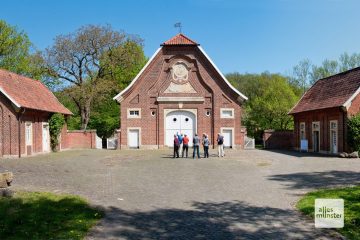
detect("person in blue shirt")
(177, 132), (183, 156)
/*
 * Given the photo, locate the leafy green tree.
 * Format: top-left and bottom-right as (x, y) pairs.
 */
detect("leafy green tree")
(54, 92), (81, 130)
(290, 59), (311, 94)
(43, 24), (144, 130)
(49, 113), (65, 151)
(87, 98), (119, 139)
(87, 39), (146, 138)
(347, 114), (360, 152)
(0, 20), (42, 78)
(227, 72), (301, 139)
(339, 53), (360, 72)
(310, 59), (339, 84)
(292, 52), (360, 87)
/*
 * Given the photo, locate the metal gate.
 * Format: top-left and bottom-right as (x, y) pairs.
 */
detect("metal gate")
(244, 136), (255, 149)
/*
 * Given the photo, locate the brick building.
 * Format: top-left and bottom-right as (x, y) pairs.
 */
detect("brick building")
(289, 67), (360, 154)
(114, 34), (248, 149)
(0, 69), (72, 157)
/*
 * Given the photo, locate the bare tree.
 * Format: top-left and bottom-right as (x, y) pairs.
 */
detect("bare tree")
(44, 25), (142, 129)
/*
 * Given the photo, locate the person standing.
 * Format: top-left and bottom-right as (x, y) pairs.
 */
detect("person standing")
(177, 133), (183, 157)
(193, 133), (201, 159)
(182, 134), (189, 158)
(217, 133), (224, 157)
(202, 134), (210, 158)
(173, 134), (180, 158)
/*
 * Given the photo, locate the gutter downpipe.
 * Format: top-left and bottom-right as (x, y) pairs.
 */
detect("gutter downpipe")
(17, 108), (25, 158)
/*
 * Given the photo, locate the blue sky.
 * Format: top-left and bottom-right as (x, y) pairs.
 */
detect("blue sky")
(2, 0), (360, 75)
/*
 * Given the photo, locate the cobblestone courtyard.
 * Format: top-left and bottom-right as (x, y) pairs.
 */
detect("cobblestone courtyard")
(1, 149), (360, 239)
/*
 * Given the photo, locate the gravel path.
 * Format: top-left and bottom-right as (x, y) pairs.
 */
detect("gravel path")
(1, 149), (359, 239)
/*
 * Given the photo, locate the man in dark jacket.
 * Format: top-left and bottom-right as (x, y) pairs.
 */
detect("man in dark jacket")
(173, 134), (180, 158)
(202, 133), (210, 158)
(217, 133), (225, 157)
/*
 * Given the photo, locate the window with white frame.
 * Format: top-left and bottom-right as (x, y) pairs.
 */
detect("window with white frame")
(25, 122), (32, 145)
(330, 120), (337, 130)
(220, 108), (234, 118)
(312, 122), (320, 131)
(127, 108), (141, 118)
(300, 122), (306, 140)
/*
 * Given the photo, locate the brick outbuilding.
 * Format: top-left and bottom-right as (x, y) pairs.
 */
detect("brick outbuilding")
(114, 34), (248, 149)
(289, 67), (360, 154)
(0, 69), (72, 157)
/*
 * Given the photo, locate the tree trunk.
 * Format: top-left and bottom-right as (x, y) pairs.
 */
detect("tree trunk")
(80, 105), (91, 130)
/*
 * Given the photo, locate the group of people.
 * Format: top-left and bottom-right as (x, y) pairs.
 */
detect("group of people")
(173, 132), (225, 159)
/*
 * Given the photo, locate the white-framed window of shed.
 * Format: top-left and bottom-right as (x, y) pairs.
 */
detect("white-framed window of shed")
(300, 122), (306, 140)
(127, 108), (141, 119)
(25, 122), (33, 146)
(220, 108), (234, 119)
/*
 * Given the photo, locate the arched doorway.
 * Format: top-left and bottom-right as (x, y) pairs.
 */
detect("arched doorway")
(165, 110), (196, 147)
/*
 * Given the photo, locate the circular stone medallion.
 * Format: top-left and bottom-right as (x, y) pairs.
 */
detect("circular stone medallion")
(172, 62), (189, 83)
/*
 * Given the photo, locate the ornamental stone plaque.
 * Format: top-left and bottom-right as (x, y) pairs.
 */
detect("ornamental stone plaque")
(172, 62), (189, 83)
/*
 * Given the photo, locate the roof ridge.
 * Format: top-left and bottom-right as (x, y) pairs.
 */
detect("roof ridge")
(289, 66), (360, 114)
(161, 33), (199, 46)
(0, 68), (72, 115)
(0, 68), (42, 83)
(177, 33), (197, 44)
(316, 66), (360, 82)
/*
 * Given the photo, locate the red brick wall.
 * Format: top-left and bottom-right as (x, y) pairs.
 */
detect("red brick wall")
(0, 92), (53, 157)
(348, 92), (360, 116)
(263, 130), (294, 149)
(60, 124), (70, 150)
(65, 130), (96, 149)
(292, 107), (346, 153)
(119, 46), (245, 149)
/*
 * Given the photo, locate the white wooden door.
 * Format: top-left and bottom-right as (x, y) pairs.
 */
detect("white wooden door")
(222, 129), (233, 148)
(42, 123), (50, 152)
(165, 111), (195, 147)
(128, 129), (139, 148)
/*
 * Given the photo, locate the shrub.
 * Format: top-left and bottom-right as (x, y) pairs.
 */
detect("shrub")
(347, 114), (360, 152)
(49, 113), (65, 151)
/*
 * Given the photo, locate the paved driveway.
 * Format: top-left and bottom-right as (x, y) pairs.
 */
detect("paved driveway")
(1, 149), (360, 239)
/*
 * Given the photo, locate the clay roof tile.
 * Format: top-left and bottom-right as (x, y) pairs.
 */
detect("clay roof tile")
(162, 33), (199, 46)
(289, 67), (360, 114)
(0, 69), (72, 115)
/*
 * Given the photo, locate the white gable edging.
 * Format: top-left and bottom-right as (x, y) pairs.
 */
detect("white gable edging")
(113, 47), (162, 102)
(113, 45), (248, 103)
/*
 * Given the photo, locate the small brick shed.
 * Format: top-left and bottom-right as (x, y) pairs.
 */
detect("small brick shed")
(0, 69), (72, 157)
(289, 67), (360, 154)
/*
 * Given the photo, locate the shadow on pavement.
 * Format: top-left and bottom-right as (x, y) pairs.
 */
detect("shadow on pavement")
(268, 170), (360, 189)
(261, 149), (339, 158)
(88, 201), (331, 240)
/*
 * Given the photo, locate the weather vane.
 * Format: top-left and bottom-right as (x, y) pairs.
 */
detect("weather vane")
(174, 22), (182, 33)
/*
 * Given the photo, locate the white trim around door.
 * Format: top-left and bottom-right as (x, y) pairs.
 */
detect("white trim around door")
(221, 127), (235, 148)
(127, 127), (141, 149)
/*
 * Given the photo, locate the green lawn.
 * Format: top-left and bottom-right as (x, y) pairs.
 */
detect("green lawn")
(297, 185), (360, 240)
(0, 191), (103, 240)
